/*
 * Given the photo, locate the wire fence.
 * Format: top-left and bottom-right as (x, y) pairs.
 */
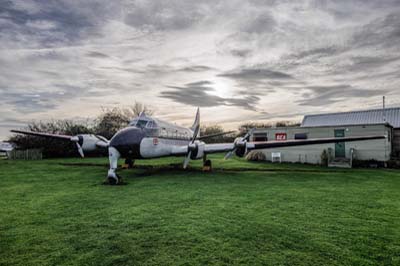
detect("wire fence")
(8, 149), (43, 160)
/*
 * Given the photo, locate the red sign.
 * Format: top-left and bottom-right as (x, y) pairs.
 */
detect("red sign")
(153, 138), (159, 145)
(275, 133), (287, 141)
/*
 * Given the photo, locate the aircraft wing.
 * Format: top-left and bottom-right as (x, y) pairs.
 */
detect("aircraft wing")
(204, 143), (235, 154)
(11, 130), (73, 140)
(246, 135), (386, 150)
(11, 129), (109, 157)
(203, 135), (386, 155)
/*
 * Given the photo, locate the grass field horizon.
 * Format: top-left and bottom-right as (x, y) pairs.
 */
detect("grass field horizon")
(0, 155), (399, 265)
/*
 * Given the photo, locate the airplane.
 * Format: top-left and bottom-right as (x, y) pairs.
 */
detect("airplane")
(11, 108), (386, 185)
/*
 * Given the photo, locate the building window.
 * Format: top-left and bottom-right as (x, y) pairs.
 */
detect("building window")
(295, 133), (308, 140)
(253, 133), (268, 142)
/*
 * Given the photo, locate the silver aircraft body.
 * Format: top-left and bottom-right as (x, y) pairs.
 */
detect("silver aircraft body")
(12, 108), (386, 185)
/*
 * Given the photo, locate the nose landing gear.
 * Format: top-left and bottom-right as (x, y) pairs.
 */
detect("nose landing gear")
(107, 172), (122, 185)
(107, 147), (122, 185)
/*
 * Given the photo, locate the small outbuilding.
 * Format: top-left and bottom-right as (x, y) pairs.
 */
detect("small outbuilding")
(251, 107), (400, 166)
(301, 107), (400, 157)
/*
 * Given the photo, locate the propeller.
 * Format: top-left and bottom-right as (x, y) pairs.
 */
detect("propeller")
(183, 108), (200, 169)
(224, 128), (255, 160)
(70, 136), (85, 158)
(183, 125), (200, 169)
(75, 142), (85, 158)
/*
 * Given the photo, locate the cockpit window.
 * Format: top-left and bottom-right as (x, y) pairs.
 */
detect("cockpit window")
(129, 117), (157, 129)
(135, 120), (148, 128)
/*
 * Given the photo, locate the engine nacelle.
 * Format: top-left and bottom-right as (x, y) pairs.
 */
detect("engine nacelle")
(189, 141), (205, 159)
(234, 137), (247, 157)
(78, 134), (101, 152)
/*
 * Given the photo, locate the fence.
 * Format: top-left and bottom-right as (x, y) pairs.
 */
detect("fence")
(8, 149), (43, 160)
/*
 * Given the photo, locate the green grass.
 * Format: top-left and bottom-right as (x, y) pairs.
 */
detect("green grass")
(0, 155), (399, 266)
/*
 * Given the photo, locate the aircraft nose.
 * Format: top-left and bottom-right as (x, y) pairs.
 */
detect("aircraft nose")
(109, 127), (145, 158)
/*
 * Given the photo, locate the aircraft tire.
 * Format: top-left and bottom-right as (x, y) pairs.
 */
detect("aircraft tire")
(125, 158), (134, 168)
(203, 159), (212, 172)
(107, 175), (121, 185)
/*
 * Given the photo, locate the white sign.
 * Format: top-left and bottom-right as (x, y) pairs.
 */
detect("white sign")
(271, 152), (282, 163)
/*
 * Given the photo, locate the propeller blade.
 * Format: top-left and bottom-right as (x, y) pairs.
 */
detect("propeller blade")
(224, 149), (235, 160)
(191, 123), (200, 144)
(184, 108), (200, 169)
(243, 128), (255, 141)
(183, 151), (191, 169)
(75, 142), (85, 158)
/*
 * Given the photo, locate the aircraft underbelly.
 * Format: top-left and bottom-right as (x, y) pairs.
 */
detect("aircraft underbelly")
(140, 137), (188, 158)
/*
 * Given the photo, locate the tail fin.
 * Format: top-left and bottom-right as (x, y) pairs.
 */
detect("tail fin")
(190, 107), (200, 137)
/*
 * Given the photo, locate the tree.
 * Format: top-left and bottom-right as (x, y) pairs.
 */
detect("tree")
(238, 122), (273, 135)
(275, 121), (301, 127)
(125, 101), (154, 117)
(200, 125), (236, 143)
(239, 121), (301, 134)
(95, 102), (154, 139)
(95, 108), (131, 140)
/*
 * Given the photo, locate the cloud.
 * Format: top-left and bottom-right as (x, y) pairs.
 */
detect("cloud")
(240, 12), (276, 34)
(289, 47), (341, 60)
(1, 83), (107, 114)
(177, 65), (214, 72)
(352, 13), (400, 49)
(26, 19), (57, 30)
(123, 1), (207, 31)
(297, 85), (389, 106)
(219, 68), (294, 80)
(160, 81), (260, 110)
(345, 55), (400, 73)
(230, 49), (252, 58)
(86, 51), (110, 58)
(1, 0), (400, 139)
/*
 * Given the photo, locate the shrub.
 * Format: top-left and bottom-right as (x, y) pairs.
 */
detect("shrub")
(352, 159), (385, 168)
(320, 150), (329, 166)
(246, 151), (266, 161)
(387, 160), (400, 169)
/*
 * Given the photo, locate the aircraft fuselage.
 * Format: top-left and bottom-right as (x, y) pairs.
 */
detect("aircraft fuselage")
(109, 126), (192, 159)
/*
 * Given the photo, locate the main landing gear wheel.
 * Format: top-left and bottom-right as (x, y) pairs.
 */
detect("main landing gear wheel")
(203, 159), (212, 172)
(124, 158), (134, 169)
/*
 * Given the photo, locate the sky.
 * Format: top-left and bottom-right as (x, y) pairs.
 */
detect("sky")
(1, 0), (400, 140)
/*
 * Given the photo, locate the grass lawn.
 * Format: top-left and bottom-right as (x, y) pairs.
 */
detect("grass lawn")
(0, 155), (399, 266)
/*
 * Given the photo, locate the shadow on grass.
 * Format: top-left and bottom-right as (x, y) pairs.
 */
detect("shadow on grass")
(59, 162), (348, 177)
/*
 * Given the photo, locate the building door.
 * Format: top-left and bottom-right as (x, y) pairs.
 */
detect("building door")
(334, 129), (346, 158)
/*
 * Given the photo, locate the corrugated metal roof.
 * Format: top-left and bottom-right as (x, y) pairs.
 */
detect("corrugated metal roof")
(301, 107), (400, 128)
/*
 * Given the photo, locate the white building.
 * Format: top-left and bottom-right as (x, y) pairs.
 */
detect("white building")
(251, 107), (400, 166)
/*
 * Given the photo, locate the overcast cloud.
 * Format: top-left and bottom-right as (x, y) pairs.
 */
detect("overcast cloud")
(1, 0), (400, 139)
